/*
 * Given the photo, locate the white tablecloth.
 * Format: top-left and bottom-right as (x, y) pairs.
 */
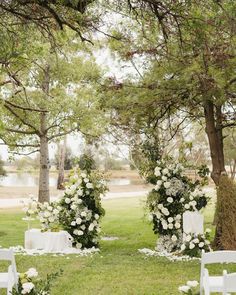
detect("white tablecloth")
(25, 229), (73, 253)
(183, 211), (204, 235)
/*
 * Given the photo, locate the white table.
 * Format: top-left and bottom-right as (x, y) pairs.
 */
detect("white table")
(25, 229), (73, 253)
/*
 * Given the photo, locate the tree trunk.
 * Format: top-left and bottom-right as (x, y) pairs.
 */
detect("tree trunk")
(57, 137), (66, 190)
(204, 100), (227, 249)
(204, 101), (226, 185)
(38, 113), (50, 203)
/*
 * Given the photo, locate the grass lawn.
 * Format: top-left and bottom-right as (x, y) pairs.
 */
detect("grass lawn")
(0, 195), (235, 295)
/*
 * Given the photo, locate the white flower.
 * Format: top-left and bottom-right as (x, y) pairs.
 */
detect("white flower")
(71, 204), (77, 210)
(175, 222), (181, 229)
(25, 268), (38, 278)
(180, 198), (185, 203)
(86, 183), (93, 189)
(189, 196), (194, 200)
(154, 185), (160, 191)
(168, 223), (173, 229)
(94, 214), (99, 220)
(93, 220), (98, 226)
(168, 217), (174, 223)
(155, 212), (161, 219)
(192, 200), (197, 207)
(81, 225), (86, 230)
(184, 204), (190, 210)
(193, 238), (199, 244)
(22, 282), (35, 294)
(199, 242), (204, 248)
(156, 180), (162, 186)
(53, 209), (59, 215)
(88, 224), (95, 231)
(164, 182), (171, 189)
(77, 190), (83, 196)
(162, 222), (168, 230)
(181, 244), (186, 251)
(162, 208), (169, 216)
(48, 217), (55, 223)
(154, 168), (161, 176)
(44, 211), (51, 218)
(77, 199), (83, 204)
(47, 206), (53, 211)
(65, 198), (71, 204)
(78, 230), (84, 236)
(81, 211), (87, 217)
(76, 243), (82, 249)
(76, 218), (82, 224)
(70, 184), (77, 191)
(187, 281), (199, 287)
(81, 173), (87, 178)
(167, 197), (173, 203)
(162, 168), (169, 175)
(162, 176), (168, 181)
(176, 214), (181, 220)
(189, 242), (195, 249)
(171, 235), (177, 242)
(84, 178), (89, 183)
(178, 285), (190, 293)
(185, 235), (192, 242)
(71, 221), (76, 226)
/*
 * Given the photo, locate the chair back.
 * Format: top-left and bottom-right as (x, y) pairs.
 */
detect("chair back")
(223, 271), (236, 295)
(0, 249), (18, 285)
(200, 251), (236, 295)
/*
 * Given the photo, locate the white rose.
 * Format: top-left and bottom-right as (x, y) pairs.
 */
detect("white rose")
(178, 286), (190, 293)
(193, 238), (199, 244)
(76, 243), (82, 249)
(44, 211), (50, 218)
(189, 242), (195, 249)
(155, 212), (161, 219)
(94, 214), (99, 220)
(164, 182), (171, 189)
(162, 176), (167, 181)
(176, 214), (181, 220)
(189, 195), (194, 200)
(187, 281), (199, 288)
(84, 178), (89, 183)
(22, 282), (35, 294)
(171, 235), (177, 242)
(162, 223), (168, 230)
(185, 235), (192, 242)
(81, 173), (87, 178)
(199, 242), (204, 248)
(93, 220), (98, 226)
(168, 223), (173, 229)
(81, 225), (86, 230)
(65, 198), (71, 204)
(154, 185), (160, 191)
(156, 180), (162, 186)
(76, 218), (82, 224)
(181, 244), (186, 251)
(158, 204), (163, 210)
(168, 217), (174, 223)
(48, 217), (54, 222)
(180, 198), (185, 203)
(86, 183), (93, 189)
(78, 230), (84, 236)
(192, 200), (197, 206)
(175, 222), (181, 229)
(154, 168), (161, 176)
(47, 206), (53, 211)
(25, 268), (38, 278)
(184, 204), (190, 209)
(73, 229), (79, 235)
(77, 190), (83, 196)
(70, 184), (77, 191)
(167, 197), (173, 203)
(162, 168), (169, 175)
(88, 224), (95, 231)
(77, 199), (82, 204)
(53, 209), (59, 215)
(71, 221), (76, 226)
(71, 204), (77, 210)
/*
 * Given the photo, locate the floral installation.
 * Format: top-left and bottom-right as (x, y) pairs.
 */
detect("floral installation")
(178, 280), (199, 294)
(22, 196), (38, 220)
(180, 229), (212, 257)
(12, 267), (62, 295)
(37, 202), (62, 232)
(59, 169), (108, 249)
(146, 158), (209, 253)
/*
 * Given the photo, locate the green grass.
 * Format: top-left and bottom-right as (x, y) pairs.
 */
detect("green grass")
(0, 196), (235, 295)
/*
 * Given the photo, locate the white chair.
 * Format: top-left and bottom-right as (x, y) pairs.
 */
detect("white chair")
(223, 270), (236, 295)
(200, 250), (236, 295)
(0, 249), (18, 295)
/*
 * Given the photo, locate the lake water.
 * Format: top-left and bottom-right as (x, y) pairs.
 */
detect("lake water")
(0, 173), (139, 187)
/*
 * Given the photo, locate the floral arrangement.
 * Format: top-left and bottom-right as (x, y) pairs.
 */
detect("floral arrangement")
(59, 169), (108, 249)
(37, 202), (62, 232)
(180, 229), (211, 257)
(146, 159), (209, 253)
(12, 267), (62, 295)
(178, 280), (199, 294)
(22, 197), (38, 220)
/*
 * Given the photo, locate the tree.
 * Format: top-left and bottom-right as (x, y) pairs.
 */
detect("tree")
(102, 1), (236, 248)
(0, 32), (105, 202)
